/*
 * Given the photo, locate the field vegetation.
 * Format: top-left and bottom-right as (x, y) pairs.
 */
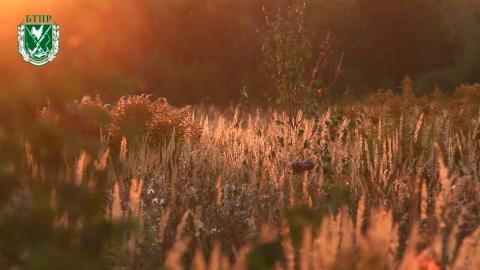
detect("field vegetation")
(1, 81), (480, 269)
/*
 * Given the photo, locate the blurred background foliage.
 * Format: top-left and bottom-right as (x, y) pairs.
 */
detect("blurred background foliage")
(2, 0), (480, 107)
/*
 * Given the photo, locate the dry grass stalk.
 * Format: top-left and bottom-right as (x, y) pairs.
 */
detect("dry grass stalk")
(94, 147), (110, 171)
(157, 208), (172, 245)
(420, 179), (428, 221)
(216, 175), (223, 206)
(111, 182), (123, 221)
(75, 151), (88, 185)
(191, 248), (207, 270)
(300, 226), (312, 270)
(208, 242), (221, 270)
(120, 136), (127, 163)
(175, 210), (191, 242)
(165, 237), (191, 270)
(129, 178), (143, 219)
(413, 113), (424, 143)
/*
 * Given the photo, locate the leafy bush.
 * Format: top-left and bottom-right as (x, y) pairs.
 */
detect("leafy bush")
(41, 95), (201, 147)
(262, 3), (343, 127)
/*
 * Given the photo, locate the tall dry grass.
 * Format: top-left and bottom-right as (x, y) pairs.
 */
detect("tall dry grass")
(101, 85), (479, 269)
(3, 84), (480, 269)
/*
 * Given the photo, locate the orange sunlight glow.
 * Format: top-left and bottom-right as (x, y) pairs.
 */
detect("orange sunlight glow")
(1, 0), (152, 99)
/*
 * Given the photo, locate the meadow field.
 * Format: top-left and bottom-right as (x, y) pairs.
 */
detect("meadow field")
(1, 81), (479, 269)
(3, 1), (480, 269)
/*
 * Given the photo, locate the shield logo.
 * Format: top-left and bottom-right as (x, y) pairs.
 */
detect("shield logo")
(18, 17), (59, 66)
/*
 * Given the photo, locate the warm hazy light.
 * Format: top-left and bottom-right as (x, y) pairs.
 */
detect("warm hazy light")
(1, 1), (152, 100)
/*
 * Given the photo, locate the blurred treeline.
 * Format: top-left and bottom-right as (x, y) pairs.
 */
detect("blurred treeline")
(121, 0), (480, 104)
(3, 0), (480, 105)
